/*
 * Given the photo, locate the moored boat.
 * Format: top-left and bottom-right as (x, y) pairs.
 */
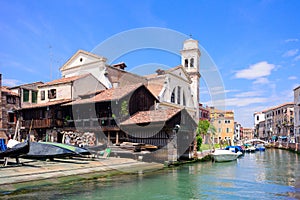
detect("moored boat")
(225, 146), (244, 156)
(255, 143), (266, 151)
(211, 149), (240, 162)
(0, 139), (30, 159)
(40, 142), (91, 155)
(19, 142), (76, 159)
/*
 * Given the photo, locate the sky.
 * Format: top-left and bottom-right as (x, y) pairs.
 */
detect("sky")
(1, 0), (300, 127)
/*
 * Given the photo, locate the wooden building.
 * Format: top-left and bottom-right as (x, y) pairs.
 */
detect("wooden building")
(61, 84), (158, 145)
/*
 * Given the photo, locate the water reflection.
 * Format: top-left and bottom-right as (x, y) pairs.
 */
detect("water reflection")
(5, 149), (300, 200)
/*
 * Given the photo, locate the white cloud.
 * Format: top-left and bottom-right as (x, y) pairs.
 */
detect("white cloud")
(235, 61), (275, 80)
(204, 97), (268, 108)
(253, 77), (270, 85)
(288, 76), (297, 80)
(234, 91), (263, 98)
(2, 79), (23, 87)
(282, 49), (299, 57)
(285, 38), (299, 43)
(294, 55), (300, 61)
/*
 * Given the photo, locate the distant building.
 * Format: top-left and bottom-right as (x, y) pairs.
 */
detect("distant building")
(199, 103), (210, 121)
(243, 128), (254, 140)
(262, 103), (294, 140)
(294, 86), (300, 142)
(209, 107), (234, 144)
(234, 122), (242, 142)
(0, 74), (21, 142)
(253, 112), (265, 138)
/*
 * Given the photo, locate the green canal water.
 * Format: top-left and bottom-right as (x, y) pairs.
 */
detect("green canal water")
(8, 149), (300, 200)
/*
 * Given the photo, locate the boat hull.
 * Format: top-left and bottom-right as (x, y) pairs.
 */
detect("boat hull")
(212, 150), (239, 162)
(20, 142), (76, 159)
(0, 140), (30, 158)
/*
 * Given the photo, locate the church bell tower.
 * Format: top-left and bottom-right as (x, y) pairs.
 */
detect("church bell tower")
(180, 38), (201, 120)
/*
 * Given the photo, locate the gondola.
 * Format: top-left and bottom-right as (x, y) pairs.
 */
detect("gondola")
(0, 139), (30, 159)
(40, 142), (91, 155)
(16, 142), (76, 159)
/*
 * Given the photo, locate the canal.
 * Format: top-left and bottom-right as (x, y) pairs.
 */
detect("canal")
(8, 149), (300, 200)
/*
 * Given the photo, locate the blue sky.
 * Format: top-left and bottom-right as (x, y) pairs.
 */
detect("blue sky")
(1, 0), (300, 127)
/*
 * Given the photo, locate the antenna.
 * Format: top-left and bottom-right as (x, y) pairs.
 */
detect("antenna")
(49, 45), (53, 80)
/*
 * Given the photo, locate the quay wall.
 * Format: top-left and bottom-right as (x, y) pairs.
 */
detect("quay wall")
(270, 142), (300, 153)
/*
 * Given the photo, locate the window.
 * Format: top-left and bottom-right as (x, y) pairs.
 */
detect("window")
(48, 89), (57, 99)
(226, 128), (229, 133)
(23, 89), (29, 102)
(218, 128), (221, 133)
(183, 92), (186, 106)
(41, 90), (45, 100)
(32, 91), (37, 103)
(8, 112), (14, 123)
(177, 87), (181, 104)
(7, 96), (16, 104)
(190, 58), (194, 67)
(257, 116), (259, 121)
(184, 59), (188, 68)
(171, 88), (175, 103)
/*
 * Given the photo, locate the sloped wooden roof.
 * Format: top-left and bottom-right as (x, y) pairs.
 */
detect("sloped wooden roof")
(120, 108), (181, 125)
(63, 84), (145, 105)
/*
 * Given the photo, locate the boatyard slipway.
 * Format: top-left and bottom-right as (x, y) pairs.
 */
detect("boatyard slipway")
(0, 157), (164, 195)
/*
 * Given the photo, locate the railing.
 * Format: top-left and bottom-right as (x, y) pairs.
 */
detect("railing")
(22, 119), (64, 129)
(65, 117), (119, 130)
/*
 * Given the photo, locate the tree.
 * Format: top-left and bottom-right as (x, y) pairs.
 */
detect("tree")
(196, 120), (210, 150)
(207, 124), (217, 151)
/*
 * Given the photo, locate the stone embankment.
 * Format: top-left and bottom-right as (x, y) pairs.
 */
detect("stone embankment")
(270, 142), (300, 153)
(0, 157), (164, 195)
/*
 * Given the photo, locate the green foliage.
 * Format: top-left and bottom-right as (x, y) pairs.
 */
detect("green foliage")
(121, 100), (129, 117)
(196, 135), (202, 151)
(197, 120), (210, 136)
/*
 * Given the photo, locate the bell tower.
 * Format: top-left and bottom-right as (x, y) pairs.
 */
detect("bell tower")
(180, 38), (201, 120)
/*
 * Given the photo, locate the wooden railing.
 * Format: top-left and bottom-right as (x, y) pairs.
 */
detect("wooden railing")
(65, 118), (119, 130)
(22, 119), (64, 129)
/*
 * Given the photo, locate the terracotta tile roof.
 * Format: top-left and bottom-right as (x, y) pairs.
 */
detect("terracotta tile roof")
(9, 81), (44, 90)
(63, 84), (143, 105)
(1, 86), (19, 96)
(120, 108), (181, 125)
(21, 99), (72, 109)
(262, 102), (294, 113)
(39, 74), (89, 87)
(146, 83), (164, 97)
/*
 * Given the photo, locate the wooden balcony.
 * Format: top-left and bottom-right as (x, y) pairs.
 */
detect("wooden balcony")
(65, 118), (119, 131)
(22, 119), (64, 129)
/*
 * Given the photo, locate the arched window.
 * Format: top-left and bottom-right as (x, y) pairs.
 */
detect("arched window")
(183, 92), (186, 106)
(177, 87), (181, 104)
(184, 59), (188, 68)
(171, 88), (175, 103)
(190, 58), (194, 67)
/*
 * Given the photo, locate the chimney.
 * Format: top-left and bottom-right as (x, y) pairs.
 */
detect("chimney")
(155, 69), (165, 75)
(112, 62), (127, 70)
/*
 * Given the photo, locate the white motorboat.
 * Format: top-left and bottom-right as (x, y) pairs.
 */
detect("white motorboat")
(211, 149), (240, 162)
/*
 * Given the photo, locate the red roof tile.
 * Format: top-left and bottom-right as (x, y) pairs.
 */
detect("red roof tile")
(39, 74), (89, 87)
(121, 108), (181, 125)
(1, 86), (19, 96)
(64, 84), (143, 105)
